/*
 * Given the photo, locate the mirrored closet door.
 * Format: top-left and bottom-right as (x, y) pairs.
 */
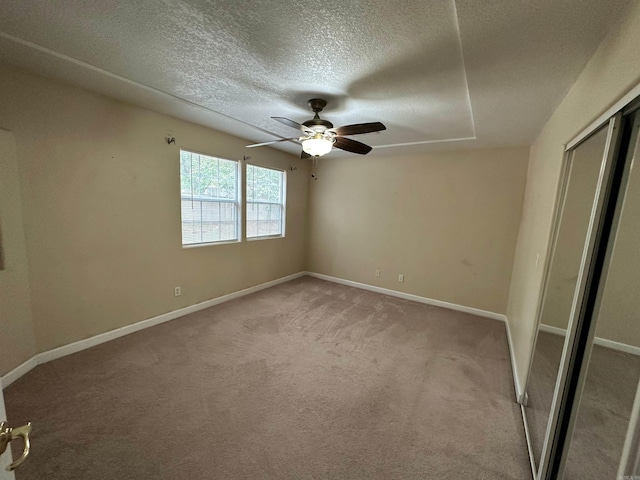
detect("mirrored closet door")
(522, 100), (640, 479)
(560, 109), (640, 479)
(523, 117), (620, 476)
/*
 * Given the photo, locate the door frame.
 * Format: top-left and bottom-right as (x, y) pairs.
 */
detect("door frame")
(0, 383), (16, 480)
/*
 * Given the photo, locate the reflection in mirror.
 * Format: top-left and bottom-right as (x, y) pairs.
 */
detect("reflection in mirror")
(563, 114), (640, 479)
(524, 125), (610, 469)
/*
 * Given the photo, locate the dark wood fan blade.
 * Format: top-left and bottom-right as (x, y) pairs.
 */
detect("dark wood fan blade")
(333, 122), (386, 136)
(246, 138), (298, 148)
(301, 150), (311, 159)
(272, 117), (312, 133)
(333, 137), (373, 155)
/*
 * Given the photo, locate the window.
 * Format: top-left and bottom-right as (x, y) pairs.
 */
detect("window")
(246, 165), (285, 238)
(180, 150), (239, 246)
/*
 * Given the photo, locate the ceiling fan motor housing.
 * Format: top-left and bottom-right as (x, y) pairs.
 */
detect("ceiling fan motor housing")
(308, 98), (327, 112)
(303, 99), (333, 130)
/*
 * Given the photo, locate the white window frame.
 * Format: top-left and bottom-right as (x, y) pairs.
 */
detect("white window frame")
(179, 149), (241, 247)
(246, 163), (286, 240)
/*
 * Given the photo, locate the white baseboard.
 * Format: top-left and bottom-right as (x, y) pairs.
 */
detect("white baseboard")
(538, 324), (567, 337)
(594, 337), (640, 356)
(1, 357), (38, 390)
(305, 272), (523, 402)
(2, 271), (306, 389)
(304, 272), (505, 321)
(539, 323), (640, 356)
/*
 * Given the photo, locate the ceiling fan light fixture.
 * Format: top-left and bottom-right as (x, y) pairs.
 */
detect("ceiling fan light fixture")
(302, 136), (333, 157)
(245, 99), (385, 156)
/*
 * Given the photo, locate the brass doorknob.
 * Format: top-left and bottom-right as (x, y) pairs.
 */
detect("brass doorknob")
(0, 421), (32, 471)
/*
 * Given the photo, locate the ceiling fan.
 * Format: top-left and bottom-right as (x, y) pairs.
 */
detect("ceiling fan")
(246, 99), (386, 158)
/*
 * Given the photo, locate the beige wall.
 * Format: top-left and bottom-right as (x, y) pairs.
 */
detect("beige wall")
(507, 1), (640, 386)
(307, 147), (529, 314)
(0, 66), (309, 363)
(0, 130), (37, 375)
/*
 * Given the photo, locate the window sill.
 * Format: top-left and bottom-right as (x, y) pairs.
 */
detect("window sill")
(247, 235), (285, 242)
(182, 239), (241, 249)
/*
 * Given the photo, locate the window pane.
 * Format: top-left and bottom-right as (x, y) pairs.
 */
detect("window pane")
(269, 206), (282, 235)
(180, 150), (238, 245)
(246, 165), (255, 202)
(246, 165), (285, 238)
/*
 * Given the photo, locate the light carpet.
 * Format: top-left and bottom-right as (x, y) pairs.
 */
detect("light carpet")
(5, 276), (530, 479)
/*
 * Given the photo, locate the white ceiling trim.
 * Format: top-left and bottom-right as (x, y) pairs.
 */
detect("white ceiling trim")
(375, 136), (476, 149)
(0, 30), (289, 142)
(451, 0), (476, 140)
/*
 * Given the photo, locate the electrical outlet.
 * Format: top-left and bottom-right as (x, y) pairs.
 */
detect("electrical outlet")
(375, 269), (380, 278)
(398, 274), (404, 282)
(174, 286), (181, 297)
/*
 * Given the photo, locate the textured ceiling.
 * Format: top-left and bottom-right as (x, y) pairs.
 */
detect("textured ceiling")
(0, 0), (631, 156)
